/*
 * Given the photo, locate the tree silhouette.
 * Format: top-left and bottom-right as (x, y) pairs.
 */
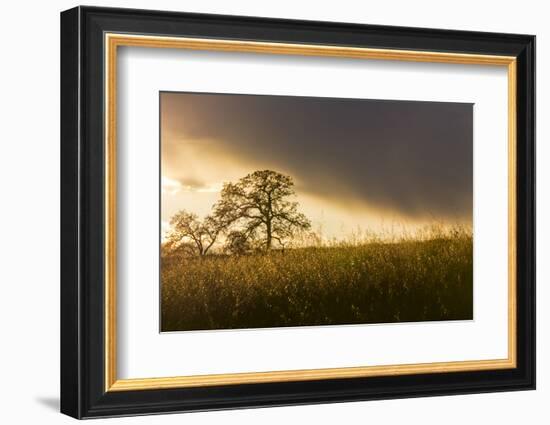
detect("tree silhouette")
(214, 170), (311, 250)
(166, 210), (221, 256)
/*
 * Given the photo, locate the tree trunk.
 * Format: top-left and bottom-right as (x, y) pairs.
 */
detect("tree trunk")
(266, 220), (272, 250)
(266, 193), (273, 250)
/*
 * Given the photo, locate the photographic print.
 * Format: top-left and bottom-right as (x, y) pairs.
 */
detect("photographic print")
(160, 92), (473, 332)
(61, 9), (535, 417)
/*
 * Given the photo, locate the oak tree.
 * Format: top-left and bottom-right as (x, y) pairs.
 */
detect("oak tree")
(166, 210), (221, 256)
(214, 170), (311, 250)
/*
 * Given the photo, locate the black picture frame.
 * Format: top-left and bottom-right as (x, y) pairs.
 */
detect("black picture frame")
(61, 5), (535, 419)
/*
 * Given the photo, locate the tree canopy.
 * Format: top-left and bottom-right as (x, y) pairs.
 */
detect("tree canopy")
(214, 170), (311, 251)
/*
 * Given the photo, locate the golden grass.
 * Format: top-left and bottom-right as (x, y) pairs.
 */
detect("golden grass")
(161, 226), (473, 331)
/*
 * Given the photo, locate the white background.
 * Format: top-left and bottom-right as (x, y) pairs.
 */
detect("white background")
(118, 48), (509, 378)
(0, 0), (546, 424)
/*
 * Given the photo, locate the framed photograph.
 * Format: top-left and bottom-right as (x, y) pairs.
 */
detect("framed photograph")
(60, 6), (535, 419)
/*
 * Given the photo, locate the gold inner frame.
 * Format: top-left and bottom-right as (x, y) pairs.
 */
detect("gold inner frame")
(104, 33), (517, 392)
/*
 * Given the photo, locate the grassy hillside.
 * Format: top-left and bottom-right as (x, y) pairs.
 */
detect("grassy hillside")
(161, 230), (473, 332)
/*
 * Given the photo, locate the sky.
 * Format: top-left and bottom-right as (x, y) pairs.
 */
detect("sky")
(160, 91), (473, 240)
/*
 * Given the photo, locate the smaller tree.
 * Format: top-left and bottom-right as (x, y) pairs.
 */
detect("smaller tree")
(166, 210), (221, 257)
(224, 230), (253, 255)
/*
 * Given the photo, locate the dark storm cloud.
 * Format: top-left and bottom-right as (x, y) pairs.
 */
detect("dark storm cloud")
(161, 92), (473, 220)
